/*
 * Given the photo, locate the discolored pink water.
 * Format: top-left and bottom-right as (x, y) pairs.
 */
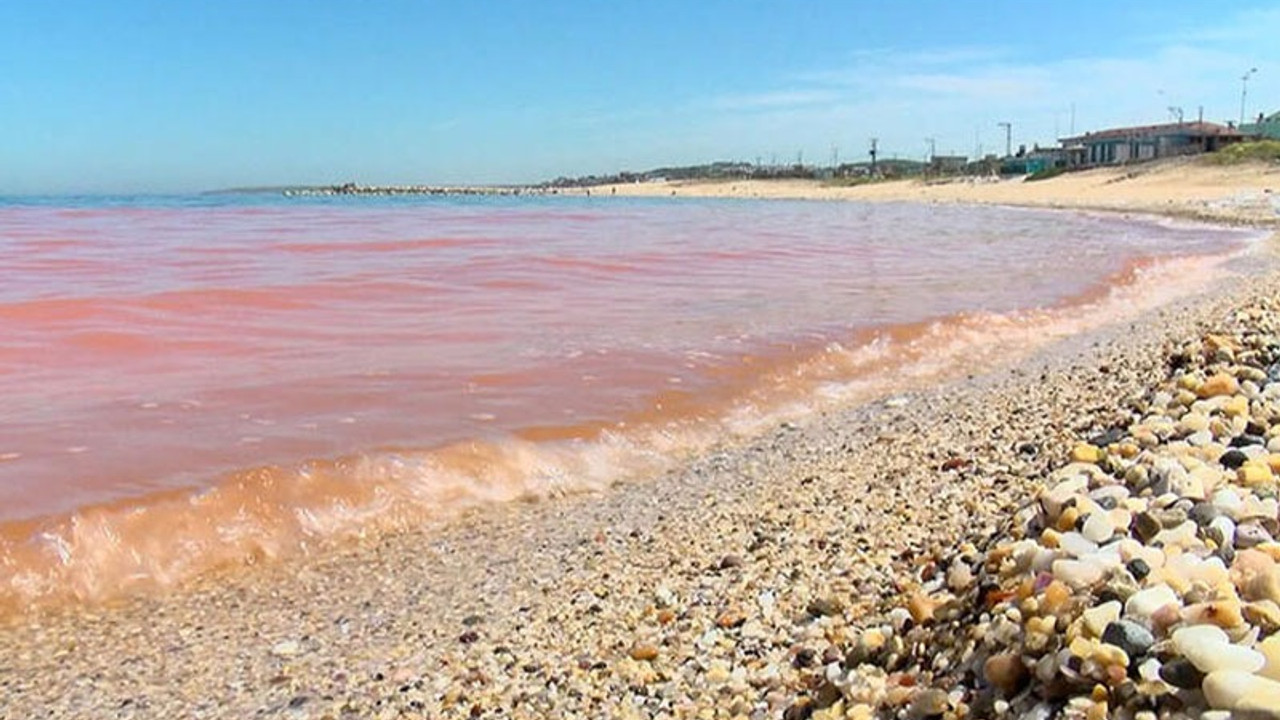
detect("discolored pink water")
(0, 195), (1257, 610)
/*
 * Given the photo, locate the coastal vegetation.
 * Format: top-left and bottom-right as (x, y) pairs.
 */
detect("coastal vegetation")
(1206, 140), (1280, 165)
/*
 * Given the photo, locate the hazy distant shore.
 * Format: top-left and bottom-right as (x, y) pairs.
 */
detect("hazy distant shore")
(581, 157), (1280, 227)
(281, 158), (1280, 228)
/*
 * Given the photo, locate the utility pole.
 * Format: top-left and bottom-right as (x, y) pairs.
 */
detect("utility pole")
(831, 144), (839, 169)
(925, 137), (936, 163)
(997, 122), (1012, 158)
(1241, 67), (1258, 127)
(869, 138), (878, 175)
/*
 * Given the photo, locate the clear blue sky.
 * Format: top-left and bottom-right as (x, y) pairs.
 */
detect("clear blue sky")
(1, 1), (1277, 193)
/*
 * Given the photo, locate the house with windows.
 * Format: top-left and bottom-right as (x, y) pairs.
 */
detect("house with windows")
(1059, 121), (1244, 167)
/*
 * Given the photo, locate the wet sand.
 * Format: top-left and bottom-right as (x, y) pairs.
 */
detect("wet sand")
(3, 174), (1280, 717)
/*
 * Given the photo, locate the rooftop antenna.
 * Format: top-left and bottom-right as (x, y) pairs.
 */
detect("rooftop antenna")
(997, 121), (1012, 157)
(1168, 106), (1184, 124)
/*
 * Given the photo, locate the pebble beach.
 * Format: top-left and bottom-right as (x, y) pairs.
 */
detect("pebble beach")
(4, 181), (1280, 718)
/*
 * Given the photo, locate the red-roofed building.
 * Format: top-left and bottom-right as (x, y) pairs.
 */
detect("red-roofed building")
(1059, 121), (1245, 167)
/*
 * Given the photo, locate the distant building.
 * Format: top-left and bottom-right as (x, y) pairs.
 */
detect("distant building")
(1059, 121), (1244, 167)
(928, 155), (968, 174)
(1242, 111), (1280, 140)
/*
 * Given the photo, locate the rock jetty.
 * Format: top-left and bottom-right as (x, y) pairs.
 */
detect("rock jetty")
(283, 182), (531, 197)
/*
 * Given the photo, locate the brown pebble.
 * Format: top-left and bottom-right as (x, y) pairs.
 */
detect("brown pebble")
(792, 647), (817, 668)
(629, 644), (659, 662)
(1198, 372), (1239, 398)
(907, 592), (938, 625)
(807, 597), (844, 618)
(984, 652), (1028, 695)
(1041, 580), (1071, 614)
(718, 554), (744, 570)
(716, 608), (747, 629)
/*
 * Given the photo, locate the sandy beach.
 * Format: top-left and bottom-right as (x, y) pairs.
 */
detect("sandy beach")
(5, 163), (1280, 719)
(584, 158), (1280, 228)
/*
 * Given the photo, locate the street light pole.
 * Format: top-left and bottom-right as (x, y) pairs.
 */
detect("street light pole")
(1241, 67), (1258, 128)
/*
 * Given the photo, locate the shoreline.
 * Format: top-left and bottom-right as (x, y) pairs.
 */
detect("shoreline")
(576, 158), (1280, 229)
(0, 212), (1259, 618)
(2, 209), (1280, 715)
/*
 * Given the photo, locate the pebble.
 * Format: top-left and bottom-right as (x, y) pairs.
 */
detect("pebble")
(1189, 500), (1224, 524)
(906, 688), (949, 719)
(1125, 585), (1179, 621)
(1082, 601), (1122, 637)
(1172, 625), (1265, 674)
(629, 644), (659, 662)
(1071, 444), (1104, 465)
(1053, 559), (1106, 589)
(1199, 373), (1241, 398)
(270, 640), (301, 657)
(1264, 635), (1280, 681)
(1159, 658), (1205, 689)
(1081, 513), (1114, 543)
(1221, 450), (1251, 470)
(1237, 522), (1273, 548)
(984, 652), (1028, 695)
(718, 554), (744, 570)
(807, 597), (843, 618)
(1202, 670), (1280, 716)
(1101, 619), (1155, 659)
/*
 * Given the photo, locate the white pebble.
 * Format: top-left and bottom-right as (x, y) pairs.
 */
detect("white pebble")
(1125, 585), (1180, 621)
(1058, 532), (1099, 558)
(1203, 670), (1280, 715)
(1173, 625), (1265, 674)
(1052, 558), (1105, 589)
(1081, 513), (1115, 543)
(1082, 601), (1122, 637)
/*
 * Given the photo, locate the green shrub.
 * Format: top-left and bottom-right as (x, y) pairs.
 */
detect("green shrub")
(1207, 140), (1280, 164)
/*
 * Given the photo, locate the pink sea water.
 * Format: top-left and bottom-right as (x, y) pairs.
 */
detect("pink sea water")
(0, 195), (1258, 611)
